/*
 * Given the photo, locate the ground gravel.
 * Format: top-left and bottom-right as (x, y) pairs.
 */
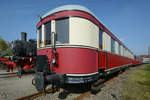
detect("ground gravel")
(0, 65), (142, 100)
(0, 71), (37, 100)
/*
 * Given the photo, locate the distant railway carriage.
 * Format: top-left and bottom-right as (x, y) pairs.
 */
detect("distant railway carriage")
(33, 5), (141, 91)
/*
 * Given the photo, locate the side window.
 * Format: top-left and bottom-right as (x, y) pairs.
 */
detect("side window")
(38, 27), (42, 45)
(45, 21), (51, 45)
(111, 38), (115, 53)
(56, 18), (69, 43)
(99, 30), (103, 49)
(118, 43), (121, 55)
(124, 48), (126, 56)
(123, 48), (125, 56)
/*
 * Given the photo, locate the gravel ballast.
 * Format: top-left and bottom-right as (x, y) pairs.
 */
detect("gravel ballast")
(0, 65), (143, 100)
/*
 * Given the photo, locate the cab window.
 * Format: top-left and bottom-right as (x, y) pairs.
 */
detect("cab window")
(56, 18), (69, 44)
(44, 21), (51, 45)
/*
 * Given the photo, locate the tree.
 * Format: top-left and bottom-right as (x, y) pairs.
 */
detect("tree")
(0, 38), (12, 57)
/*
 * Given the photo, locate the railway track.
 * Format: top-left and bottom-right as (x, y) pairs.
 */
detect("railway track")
(0, 72), (18, 78)
(14, 68), (131, 100)
(14, 73), (122, 100)
(15, 88), (57, 100)
(0, 72), (17, 75)
(74, 91), (91, 100)
(0, 72), (33, 78)
(73, 73), (122, 100)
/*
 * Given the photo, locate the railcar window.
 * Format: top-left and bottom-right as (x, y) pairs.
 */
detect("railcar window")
(99, 30), (103, 49)
(111, 38), (115, 53)
(38, 27), (42, 44)
(124, 49), (126, 56)
(56, 18), (69, 44)
(45, 22), (51, 45)
(118, 44), (121, 55)
(123, 48), (125, 56)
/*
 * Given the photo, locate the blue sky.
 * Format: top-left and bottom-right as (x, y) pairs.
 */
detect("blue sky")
(0, 0), (150, 55)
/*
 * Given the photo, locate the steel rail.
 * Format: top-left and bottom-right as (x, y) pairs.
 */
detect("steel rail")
(0, 73), (32, 78)
(73, 72), (124, 100)
(15, 88), (57, 100)
(0, 72), (17, 75)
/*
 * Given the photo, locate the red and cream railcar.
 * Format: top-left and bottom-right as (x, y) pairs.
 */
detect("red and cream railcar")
(33, 5), (135, 91)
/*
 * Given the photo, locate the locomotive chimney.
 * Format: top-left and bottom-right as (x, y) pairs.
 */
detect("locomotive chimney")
(21, 32), (27, 42)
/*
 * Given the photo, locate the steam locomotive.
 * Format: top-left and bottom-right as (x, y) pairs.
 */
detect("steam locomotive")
(12, 32), (36, 59)
(0, 32), (36, 75)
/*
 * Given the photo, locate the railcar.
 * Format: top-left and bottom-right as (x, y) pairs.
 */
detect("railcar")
(33, 5), (139, 91)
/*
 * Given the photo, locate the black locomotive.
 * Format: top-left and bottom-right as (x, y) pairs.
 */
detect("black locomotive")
(12, 32), (36, 58)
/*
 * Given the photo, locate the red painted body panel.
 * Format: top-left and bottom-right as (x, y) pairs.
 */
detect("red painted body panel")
(4, 62), (17, 67)
(99, 51), (132, 70)
(38, 47), (133, 74)
(37, 48), (98, 74)
(99, 51), (106, 69)
(0, 58), (9, 62)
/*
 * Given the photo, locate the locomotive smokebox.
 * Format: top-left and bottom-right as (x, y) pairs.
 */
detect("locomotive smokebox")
(21, 32), (27, 42)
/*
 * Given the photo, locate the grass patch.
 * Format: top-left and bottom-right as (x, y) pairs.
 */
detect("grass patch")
(122, 64), (150, 100)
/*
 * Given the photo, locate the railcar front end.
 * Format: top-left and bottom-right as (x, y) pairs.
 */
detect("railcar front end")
(33, 5), (101, 91)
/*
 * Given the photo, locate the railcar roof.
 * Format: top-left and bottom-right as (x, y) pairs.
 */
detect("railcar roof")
(42, 5), (93, 18)
(42, 5), (104, 27)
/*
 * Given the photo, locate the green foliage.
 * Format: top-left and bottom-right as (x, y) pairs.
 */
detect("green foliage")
(0, 38), (12, 57)
(122, 64), (150, 100)
(0, 38), (7, 52)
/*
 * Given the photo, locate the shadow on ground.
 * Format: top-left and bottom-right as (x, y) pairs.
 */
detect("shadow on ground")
(58, 84), (92, 99)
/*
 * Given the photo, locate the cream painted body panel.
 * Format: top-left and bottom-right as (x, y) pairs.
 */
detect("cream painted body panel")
(103, 32), (111, 52)
(115, 41), (118, 54)
(69, 17), (99, 48)
(37, 17), (134, 59)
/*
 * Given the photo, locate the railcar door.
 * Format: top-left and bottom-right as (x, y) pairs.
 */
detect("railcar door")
(99, 51), (108, 70)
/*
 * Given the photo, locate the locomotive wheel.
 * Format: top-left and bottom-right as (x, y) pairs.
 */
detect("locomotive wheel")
(18, 66), (22, 78)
